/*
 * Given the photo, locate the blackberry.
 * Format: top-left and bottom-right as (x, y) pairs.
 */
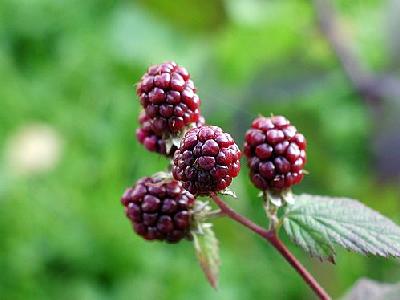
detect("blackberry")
(244, 115), (307, 191)
(121, 176), (195, 243)
(172, 126), (241, 195)
(136, 112), (205, 157)
(136, 61), (201, 135)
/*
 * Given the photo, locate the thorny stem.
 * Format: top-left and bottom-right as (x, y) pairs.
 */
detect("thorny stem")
(210, 192), (331, 300)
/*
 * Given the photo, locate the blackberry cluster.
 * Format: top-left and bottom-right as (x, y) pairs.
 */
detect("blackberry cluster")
(121, 176), (195, 243)
(172, 126), (241, 195)
(136, 112), (205, 157)
(244, 115), (307, 191)
(136, 61), (201, 135)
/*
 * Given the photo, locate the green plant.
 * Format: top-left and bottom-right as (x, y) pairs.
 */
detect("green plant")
(122, 62), (400, 300)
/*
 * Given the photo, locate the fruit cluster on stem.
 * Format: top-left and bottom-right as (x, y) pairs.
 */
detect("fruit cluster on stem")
(123, 61), (330, 300)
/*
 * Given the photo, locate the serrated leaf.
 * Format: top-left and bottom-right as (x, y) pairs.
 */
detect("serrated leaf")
(283, 194), (400, 262)
(192, 224), (220, 289)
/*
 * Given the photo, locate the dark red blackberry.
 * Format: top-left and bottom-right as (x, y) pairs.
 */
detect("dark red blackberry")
(244, 115), (307, 191)
(136, 61), (201, 135)
(136, 112), (205, 157)
(172, 126), (241, 195)
(121, 176), (195, 243)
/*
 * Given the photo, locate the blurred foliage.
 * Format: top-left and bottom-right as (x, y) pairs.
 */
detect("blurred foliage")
(1, 0), (400, 299)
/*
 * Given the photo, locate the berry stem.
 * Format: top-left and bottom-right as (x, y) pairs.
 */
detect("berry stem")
(267, 233), (331, 300)
(209, 192), (331, 300)
(209, 192), (274, 240)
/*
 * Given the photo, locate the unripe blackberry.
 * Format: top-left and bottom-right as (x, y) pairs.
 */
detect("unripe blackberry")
(136, 61), (201, 135)
(173, 126), (241, 195)
(244, 115), (307, 191)
(121, 176), (195, 243)
(136, 112), (205, 157)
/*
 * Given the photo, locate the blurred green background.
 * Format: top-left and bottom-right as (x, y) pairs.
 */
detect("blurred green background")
(1, 0), (400, 299)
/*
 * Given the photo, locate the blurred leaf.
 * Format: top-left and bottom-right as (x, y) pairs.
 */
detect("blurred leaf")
(108, 4), (211, 70)
(216, 2), (311, 83)
(224, 0), (271, 26)
(283, 194), (400, 262)
(138, 0), (226, 32)
(387, 0), (400, 69)
(342, 278), (400, 300)
(193, 223), (220, 289)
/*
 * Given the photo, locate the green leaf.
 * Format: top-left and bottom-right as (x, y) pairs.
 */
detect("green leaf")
(192, 223), (220, 289)
(283, 194), (400, 262)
